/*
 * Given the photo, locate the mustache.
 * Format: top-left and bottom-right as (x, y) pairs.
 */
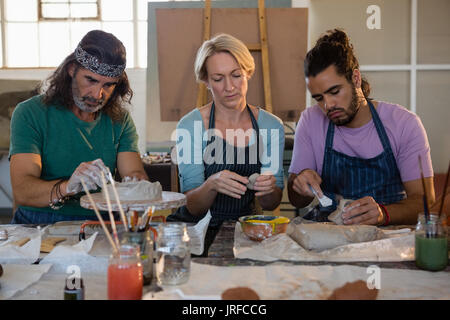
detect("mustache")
(80, 96), (104, 105)
(326, 107), (345, 116)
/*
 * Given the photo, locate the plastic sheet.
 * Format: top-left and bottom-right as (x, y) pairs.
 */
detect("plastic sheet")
(234, 221), (415, 262)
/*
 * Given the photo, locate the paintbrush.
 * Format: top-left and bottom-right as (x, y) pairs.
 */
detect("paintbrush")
(129, 210), (138, 232)
(438, 160), (450, 217)
(80, 178), (118, 255)
(107, 170), (129, 232)
(418, 155), (431, 237)
(101, 172), (120, 248)
(142, 206), (154, 231)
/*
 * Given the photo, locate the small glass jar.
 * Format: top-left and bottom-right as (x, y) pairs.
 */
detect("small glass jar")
(156, 222), (191, 286)
(121, 230), (155, 285)
(107, 244), (143, 300)
(415, 213), (448, 271)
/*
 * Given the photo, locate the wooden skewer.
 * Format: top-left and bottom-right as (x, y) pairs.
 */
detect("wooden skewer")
(100, 172), (120, 248)
(107, 171), (129, 232)
(80, 178), (118, 255)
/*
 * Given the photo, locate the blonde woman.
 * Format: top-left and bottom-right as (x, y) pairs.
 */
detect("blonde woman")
(169, 33), (285, 253)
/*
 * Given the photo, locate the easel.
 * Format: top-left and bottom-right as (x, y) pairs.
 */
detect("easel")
(196, 0), (280, 216)
(196, 0), (273, 113)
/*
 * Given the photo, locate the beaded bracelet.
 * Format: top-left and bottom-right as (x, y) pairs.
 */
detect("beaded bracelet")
(378, 203), (390, 226)
(49, 179), (69, 210)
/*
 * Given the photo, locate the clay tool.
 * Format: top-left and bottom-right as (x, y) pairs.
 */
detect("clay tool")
(309, 185), (332, 207)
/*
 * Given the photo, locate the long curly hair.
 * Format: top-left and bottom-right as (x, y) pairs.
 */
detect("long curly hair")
(40, 30), (133, 122)
(304, 28), (371, 98)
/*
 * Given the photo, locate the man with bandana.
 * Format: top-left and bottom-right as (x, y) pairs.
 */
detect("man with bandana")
(9, 30), (148, 224)
(288, 29), (434, 226)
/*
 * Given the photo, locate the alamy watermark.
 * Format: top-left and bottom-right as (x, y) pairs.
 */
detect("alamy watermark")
(367, 5), (381, 30)
(66, 265), (82, 289)
(366, 265), (381, 290)
(171, 121), (282, 174)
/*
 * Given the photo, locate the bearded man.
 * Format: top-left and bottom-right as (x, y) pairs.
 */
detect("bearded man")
(288, 29), (434, 225)
(9, 30), (148, 224)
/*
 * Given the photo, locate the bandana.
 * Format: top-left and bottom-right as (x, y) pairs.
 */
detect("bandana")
(75, 44), (125, 78)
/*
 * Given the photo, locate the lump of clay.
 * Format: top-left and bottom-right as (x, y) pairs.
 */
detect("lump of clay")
(103, 180), (162, 201)
(328, 199), (355, 225)
(222, 287), (260, 300)
(287, 222), (384, 251)
(327, 280), (379, 300)
(246, 173), (260, 190)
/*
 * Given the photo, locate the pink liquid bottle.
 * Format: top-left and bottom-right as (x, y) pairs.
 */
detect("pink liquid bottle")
(107, 244), (143, 300)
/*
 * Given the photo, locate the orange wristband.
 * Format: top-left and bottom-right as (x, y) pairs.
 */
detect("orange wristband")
(378, 204), (390, 226)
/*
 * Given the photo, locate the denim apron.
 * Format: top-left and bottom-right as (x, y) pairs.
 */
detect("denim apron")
(167, 103), (262, 254)
(204, 102), (262, 226)
(303, 99), (407, 221)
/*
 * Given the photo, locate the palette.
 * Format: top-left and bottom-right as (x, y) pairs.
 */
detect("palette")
(80, 191), (186, 212)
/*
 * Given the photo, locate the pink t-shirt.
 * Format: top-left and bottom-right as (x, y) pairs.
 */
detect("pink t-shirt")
(289, 101), (434, 182)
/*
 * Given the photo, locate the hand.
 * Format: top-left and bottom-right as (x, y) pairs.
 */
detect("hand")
(66, 159), (111, 194)
(122, 176), (140, 183)
(253, 172), (277, 197)
(341, 196), (385, 225)
(207, 170), (248, 199)
(291, 169), (324, 198)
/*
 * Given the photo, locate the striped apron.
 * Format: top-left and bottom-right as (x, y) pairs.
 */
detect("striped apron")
(168, 102), (262, 227)
(205, 102), (262, 226)
(303, 99), (407, 222)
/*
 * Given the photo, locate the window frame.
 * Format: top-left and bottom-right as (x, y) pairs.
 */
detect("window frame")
(0, 0), (151, 68)
(38, 0), (101, 21)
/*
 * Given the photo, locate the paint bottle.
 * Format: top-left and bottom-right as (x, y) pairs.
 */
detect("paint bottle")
(64, 276), (85, 300)
(415, 213), (448, 271)
(108, 244), (143, 300)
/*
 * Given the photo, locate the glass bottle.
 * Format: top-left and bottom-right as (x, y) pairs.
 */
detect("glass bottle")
(107, 244), (143, 300)
(156, 222), (191, 286)
(415, 213), (448, 271)
(64, 277), (84, 300)
(121, 230), (154, 285)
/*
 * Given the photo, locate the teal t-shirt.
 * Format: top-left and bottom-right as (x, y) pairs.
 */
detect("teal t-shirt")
(9, 95), (140, 216)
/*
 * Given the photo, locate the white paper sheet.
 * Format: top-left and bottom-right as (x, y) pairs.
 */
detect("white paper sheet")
(39, 232), (109, 273)
(144, 262), (450, 300)
(0, 264), (52, 300)
(187, 211), (211, 255)
(234, 223), (416, 262)
(0, 226), (43, 264)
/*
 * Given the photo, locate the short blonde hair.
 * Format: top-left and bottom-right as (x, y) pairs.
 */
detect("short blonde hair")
(194, 33), (255, 82)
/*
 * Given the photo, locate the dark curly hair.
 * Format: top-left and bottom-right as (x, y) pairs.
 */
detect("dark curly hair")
(304, 28), (371, 98)
(40, 30), (133, 122)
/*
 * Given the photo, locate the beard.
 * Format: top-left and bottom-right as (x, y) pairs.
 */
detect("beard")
(327, 85), (360, 126)
(72, 81), (106, 113)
